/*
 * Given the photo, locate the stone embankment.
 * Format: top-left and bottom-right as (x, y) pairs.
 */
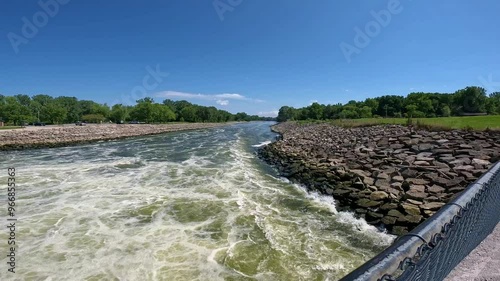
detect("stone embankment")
(0, 123), (226, 151)
(259, 122), (500, 235)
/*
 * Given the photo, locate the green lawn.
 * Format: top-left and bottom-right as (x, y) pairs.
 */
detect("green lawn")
(0, 126), (23, 130)
(301, 115), (500, 130)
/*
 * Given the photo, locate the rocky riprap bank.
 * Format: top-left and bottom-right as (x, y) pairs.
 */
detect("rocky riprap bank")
(259, 122), (500, 235)
(0, 123), (226, 151)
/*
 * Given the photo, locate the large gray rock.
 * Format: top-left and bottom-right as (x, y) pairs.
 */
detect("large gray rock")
(420, 202), (445, 210)
(370, 191), (389, 201)
(356, 198), (382, 208)
(401, 202), (421, 216)
(397, 214), (423, 224)
(405, 191), (428, 200)
(472, 158), (490, 166)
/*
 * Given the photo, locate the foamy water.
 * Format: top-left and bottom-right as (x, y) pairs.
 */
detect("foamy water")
(0, 122), (393, 281)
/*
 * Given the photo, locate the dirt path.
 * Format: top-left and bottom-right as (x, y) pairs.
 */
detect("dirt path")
(445, 222), (500, 281)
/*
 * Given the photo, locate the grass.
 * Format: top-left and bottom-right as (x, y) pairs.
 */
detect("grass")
(0, 126), (23, 130)
(297, 115), (500, 131)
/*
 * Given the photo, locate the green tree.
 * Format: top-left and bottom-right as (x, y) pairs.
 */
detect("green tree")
(441, 105), (451, 117)
(406, 93), (435, 117)
(307, 102), (324, 120)
(363, 98), (379, 116)
(234, 112), (249, 121)
(452, 86), (487, 114)
(277, 106), (297, 122)
(152, 104), (176, 122)
(44, 103), (67, 124)
(91, 103), (111, 118)
(56, 96), (81, 122)
(131, 97), (155, 123)
(358, 106), (373, 118)
(180, 106), (198, 122)
(2, 97), (27, 124)
(82, 114), (105, 123)
(406, 104), (417, 118)
(323, 104), (342, 119)
(487, 92), (500, 114)
(110, 104), (130, 123)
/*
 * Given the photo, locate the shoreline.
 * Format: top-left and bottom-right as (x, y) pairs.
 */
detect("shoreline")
(0, 123), (230, 151)
(258, 122), (500, 235)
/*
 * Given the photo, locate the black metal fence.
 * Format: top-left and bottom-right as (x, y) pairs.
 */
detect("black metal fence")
(341, 162), (500, 281)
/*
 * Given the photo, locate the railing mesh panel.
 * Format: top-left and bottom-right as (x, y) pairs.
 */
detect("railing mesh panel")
(342, 163), (500, 281)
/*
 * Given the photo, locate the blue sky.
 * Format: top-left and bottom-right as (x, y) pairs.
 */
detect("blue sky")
(1, 0), (499, 117)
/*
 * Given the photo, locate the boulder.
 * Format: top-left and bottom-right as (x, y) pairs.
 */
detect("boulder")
(455, 165), (475, 172)
(392, 175), (404, 182)
(408, 184), (426, 193)
(382, 216), (397, 225)
(407, 199), (423, 205)
(392, 226), (409, 236)
(405, 191), (428, 201)
(401, 203), (421, 216)
(350, 169), (370, 179)
(401, 169), (418, 178)
(472, 158), (490, 167)
(450, 159), (471, 166)
(375, 172), (390, 180)
(370, 191), (389, 201)
(428, 185), (445, 194)
(418, 143), (435, 152)
(380, 203), (398, 210)
(387, 209), (405, 218)
(363, 177), (375, 186)
(367, 211), (384, 220)
(407, 178), (429, 185)
(375, 179), (391, 189)
(397, 214), (423, 224)
(356, 198), (382, 208)
(420, 202), (445, 211)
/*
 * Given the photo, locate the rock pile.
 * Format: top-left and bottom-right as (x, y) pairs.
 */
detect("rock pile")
(0, 123), (226, 151)
(259, 122), (500, 235)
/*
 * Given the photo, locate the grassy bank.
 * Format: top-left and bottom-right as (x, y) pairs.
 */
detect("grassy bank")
(0, 126), (23, 130)
(297, 115), (500, 130)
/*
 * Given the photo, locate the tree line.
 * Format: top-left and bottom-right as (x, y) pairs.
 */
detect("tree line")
(0, 95), (274, 125)
(277, 86), (500, 122)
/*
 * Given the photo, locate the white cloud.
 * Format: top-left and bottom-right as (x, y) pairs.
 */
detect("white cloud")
(216, 99), (229, 106)
(215, 93), (245, 100)
(155, 91), (264, 104)
(258, 110), (279, 117)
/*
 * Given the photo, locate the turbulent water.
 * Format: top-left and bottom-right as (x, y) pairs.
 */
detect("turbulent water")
(0, 122), (393, 281)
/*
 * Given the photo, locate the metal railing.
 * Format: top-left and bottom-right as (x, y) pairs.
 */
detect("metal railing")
(341, 162), (500, 281)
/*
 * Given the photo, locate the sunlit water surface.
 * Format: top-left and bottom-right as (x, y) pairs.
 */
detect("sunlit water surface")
(0, 122), (393, 281)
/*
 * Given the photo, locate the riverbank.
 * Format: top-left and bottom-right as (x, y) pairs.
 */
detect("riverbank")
(258, 122), (500, 235)
(0, 122), (391, 280)
(0, 123), (228, 151)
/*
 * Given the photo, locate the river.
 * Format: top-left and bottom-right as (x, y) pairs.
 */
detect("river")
(0, 122), (393, 281)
